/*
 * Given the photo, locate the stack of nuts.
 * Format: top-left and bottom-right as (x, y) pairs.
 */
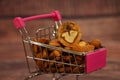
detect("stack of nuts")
(33, 21), (102, 73)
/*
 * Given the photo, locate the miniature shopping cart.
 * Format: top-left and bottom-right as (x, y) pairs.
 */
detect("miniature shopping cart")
(13, 10), (106, 80)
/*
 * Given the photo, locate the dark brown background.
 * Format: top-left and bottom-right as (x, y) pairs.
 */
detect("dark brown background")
(0, 0), (120, 80)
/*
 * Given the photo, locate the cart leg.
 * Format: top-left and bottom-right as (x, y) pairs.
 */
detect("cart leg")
(76, 75), (79, 80)
(52, 74), (56, 80)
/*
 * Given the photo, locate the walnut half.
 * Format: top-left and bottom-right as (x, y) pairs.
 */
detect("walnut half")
(62, 30), (78, 43)
(58, 21), (82, 47)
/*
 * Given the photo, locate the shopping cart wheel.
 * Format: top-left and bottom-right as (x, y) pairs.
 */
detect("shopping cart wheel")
(52, 74), (63, 80)
(52, 74), (57, 80)
(24, 73), (40, 80)
(52, 77), (56, 80)
(52, 77), (60, 80)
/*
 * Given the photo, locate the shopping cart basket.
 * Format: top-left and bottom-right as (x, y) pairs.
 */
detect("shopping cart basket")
(13, 10), (106, 80)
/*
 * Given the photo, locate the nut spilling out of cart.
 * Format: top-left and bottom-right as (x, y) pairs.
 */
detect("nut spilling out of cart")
(32, 21), (103, 74)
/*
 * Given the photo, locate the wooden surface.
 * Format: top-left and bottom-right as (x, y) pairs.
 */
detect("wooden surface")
(0, 0), (120, 80)
(0, 0), (120, 17)
(0, 16), (120, 80)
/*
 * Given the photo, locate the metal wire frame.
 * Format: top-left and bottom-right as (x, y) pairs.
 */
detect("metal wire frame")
(18, 20), (86, 80)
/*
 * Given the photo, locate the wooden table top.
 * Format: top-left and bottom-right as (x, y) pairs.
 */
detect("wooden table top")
(0, 16), (120, 80)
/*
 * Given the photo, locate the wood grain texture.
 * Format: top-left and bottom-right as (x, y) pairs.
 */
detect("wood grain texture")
(0, 0), (120, 17)
(0, 17), (120, 80)
(0, 0), (120, 79)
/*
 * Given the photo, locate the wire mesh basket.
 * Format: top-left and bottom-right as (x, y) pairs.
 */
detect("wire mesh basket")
(13, 10), (106, 80)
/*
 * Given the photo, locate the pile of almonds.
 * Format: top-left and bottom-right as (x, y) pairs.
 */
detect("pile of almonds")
(32, 21), (102, 73)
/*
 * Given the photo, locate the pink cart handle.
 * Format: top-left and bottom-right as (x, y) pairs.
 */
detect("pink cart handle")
(13, 10), (62, 29)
